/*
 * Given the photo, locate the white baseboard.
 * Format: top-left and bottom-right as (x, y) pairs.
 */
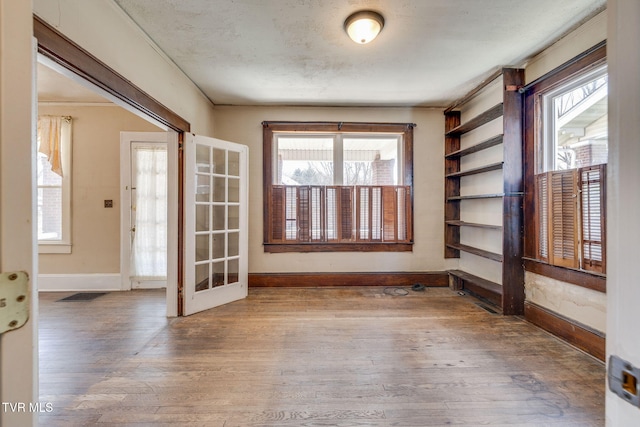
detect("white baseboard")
(37, 273), (122, 292)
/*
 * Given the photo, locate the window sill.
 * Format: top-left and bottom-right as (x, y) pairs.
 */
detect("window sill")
(38, 243), (72, 254)
(264, 242), (413, 253)
(523, 258), (606, 293)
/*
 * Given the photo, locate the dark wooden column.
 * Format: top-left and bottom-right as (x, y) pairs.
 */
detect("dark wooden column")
(501, 68), (525, 315)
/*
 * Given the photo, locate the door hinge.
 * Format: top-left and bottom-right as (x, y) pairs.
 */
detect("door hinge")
(0, 271), (29, 335)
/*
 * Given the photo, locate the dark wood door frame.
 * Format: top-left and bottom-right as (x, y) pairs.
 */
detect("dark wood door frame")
(34, 15), (190, 315)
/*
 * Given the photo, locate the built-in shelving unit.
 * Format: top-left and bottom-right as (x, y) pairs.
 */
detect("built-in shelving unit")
(444, 68), (525, 315)
(445, 220), (501, 230)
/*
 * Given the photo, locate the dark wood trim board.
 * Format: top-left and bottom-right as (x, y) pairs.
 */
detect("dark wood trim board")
(249, 272), (449, 288)
(525, 301), (605, 361)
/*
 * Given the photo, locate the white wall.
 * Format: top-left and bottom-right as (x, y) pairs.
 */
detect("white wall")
(0, 1), (38, 425)
(605, 0), (640, 425)
(33, 0), (216, 136)
(523, 11), (607, 334)
(525, 11), (607, 83)
(213, 106), (451, 274)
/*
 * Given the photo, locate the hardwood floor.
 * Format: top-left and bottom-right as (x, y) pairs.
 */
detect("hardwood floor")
(38, 287), (605, 426)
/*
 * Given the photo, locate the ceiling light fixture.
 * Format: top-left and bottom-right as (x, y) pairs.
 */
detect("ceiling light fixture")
(344, 11), (384, 44)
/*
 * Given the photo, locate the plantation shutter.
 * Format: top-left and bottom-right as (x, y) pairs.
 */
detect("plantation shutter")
(266, 185), (412, 246)
(549, 169), (579, 268)
(357, 187), (372, 241)
(339, 187), (354, 241)
(580, 164), (606, 273)
(382, 186), (397, 241)
(371, 187), (382, 241)
(297, 186), (310, 242)
(326, 187), (338, 241)
(535, 174), (550, 262)
(285, 186), (297, 241)
(396, 186), (411, 242)
(310, 186), (324, 241)
(270, 185), (285, 242)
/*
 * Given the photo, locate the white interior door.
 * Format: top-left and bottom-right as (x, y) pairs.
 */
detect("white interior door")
(120, 131), (180, 319)
(183, 134), (248, 315)
(130, 141), (167, 289)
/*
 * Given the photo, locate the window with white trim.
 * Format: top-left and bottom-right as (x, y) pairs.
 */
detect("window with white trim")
(534, 65), (607, 273)
(37, 115), (72, 253)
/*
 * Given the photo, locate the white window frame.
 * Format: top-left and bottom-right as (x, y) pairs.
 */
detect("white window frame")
(37, 117), (72, 254)
(273, 132), (404, 185)
(540, 64), (608, 174)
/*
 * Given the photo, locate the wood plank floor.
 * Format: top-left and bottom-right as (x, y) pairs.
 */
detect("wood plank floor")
(38, 287), (605, 426)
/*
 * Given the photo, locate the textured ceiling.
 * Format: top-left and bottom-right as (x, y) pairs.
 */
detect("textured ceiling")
(55, 0), (608, 107)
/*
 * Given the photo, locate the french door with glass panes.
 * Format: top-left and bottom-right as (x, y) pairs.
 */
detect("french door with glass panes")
(183, 134), (248, 315)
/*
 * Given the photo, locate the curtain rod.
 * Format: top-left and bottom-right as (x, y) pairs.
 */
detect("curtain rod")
(262, 121), (416, 129)
(38, 115), (72, 123)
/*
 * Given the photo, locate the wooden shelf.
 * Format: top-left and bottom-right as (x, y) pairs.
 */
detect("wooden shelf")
(446, 243), (503, 262)
(445, 103), (504, 136)
(446, 220), (502, 230)
(442, 68), (525, 314)
(445, 162), (503, 178)
(445, 135), (503, 159)
(449, 269), (503, 307)
(447, 193), (504, 201)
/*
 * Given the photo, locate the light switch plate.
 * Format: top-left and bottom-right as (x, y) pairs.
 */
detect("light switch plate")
(0, 271), (29, 334)
(609, 355), (640, 407)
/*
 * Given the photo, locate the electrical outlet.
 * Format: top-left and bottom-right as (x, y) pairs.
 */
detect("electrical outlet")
(104, 200), (113, 208)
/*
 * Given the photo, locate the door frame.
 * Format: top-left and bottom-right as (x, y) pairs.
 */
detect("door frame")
(35, 17), (188, 318)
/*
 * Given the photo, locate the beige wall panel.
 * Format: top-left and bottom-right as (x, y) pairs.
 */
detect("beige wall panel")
(459, 117), (503, 151)
(460, 198), (503, 226)
(459, 253), (502, 285)
(525, 272), (606, 333)
(525, 11), (606, 84)
(38, 105), (161, 274)
(460, 227), (502, 256)
(460, 169), (503, 196)
(213, 105), (452, 273)
(460, 144), (503, 171)
(460, 78), (504, 123)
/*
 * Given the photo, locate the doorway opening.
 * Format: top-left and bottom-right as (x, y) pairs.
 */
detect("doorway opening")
(36, 54), (179, 316)
(120, 135), (170, 290)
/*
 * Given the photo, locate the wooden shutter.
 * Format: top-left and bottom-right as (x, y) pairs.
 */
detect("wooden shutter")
(535, 173), (549, 262)
(549, 169), (579, 268)
(396, 186), (411, 242)
(285, 186), (297, 241)
(269, 185), (285, 242)
(325, 187), (338, 241)
(356, 186), (371, 240)
(371, 187), (382, 241)
(580, 164), (606, 273)
(382, 186), (397, 241)
(310, 186), (324, 241)
(297, 186), (310, 242)
(339, 186), (354, 241)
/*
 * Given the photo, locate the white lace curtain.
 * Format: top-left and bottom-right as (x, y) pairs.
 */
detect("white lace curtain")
(131, 147), (168, 279)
